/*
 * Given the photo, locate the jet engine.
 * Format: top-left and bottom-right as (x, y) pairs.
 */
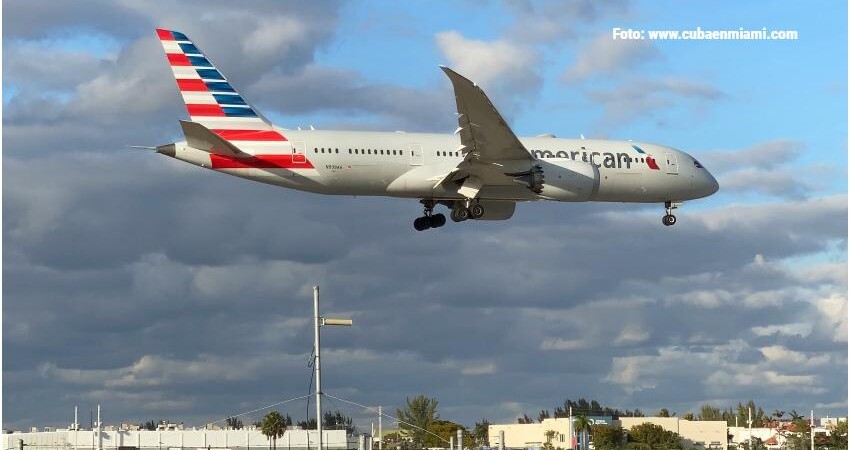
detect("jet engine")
(507, 159), (598, 201)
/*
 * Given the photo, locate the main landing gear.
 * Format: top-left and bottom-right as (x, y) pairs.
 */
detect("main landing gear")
(451, 200), (484, 222)
(662, 200), (680, 226)
(413, 200), (446, 231)
(413, 199), (485, 231)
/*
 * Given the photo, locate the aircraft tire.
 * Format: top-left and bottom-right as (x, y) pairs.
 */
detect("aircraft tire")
(429, 214), (447, 228)
(662, 214), (677, 226)
(451, 208), (470, 222)
(470, 203), (485, 219)
(414, 216), (431, 231)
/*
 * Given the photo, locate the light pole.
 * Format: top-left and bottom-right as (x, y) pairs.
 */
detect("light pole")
(314, 286), (353, 450)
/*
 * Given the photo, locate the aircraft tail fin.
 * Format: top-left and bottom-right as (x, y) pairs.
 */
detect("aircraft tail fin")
(155, 28), (274, 132)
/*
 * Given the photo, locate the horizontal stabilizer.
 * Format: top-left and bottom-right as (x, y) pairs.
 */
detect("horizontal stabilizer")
(180, 120), (246, 157)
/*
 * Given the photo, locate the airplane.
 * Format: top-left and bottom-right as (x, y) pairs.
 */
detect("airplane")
(152, 28), (719, 231)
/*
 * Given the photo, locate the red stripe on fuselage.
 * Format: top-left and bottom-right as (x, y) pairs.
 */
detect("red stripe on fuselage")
(167, 53), (191, 66)
(210, 154), (314, 169)
(211, 129), (287, 141)
(177, 79), (208, 91)
(156, 29), (174, 40)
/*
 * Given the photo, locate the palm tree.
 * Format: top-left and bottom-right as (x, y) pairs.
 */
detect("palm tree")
(573, 414), (593, 450)
(261, 411), (287, 450)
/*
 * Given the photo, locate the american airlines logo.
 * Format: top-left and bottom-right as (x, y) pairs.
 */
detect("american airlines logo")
(529, 147), (660, 170)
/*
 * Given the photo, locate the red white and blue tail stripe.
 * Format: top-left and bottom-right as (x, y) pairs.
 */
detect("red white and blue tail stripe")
(157, 28), (316, 173)
(156, 28), (282, 135)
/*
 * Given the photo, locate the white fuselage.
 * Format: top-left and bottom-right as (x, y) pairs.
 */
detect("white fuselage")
(160, 129), (719, 204)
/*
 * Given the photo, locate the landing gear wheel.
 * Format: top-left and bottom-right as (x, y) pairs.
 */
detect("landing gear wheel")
(451, 208), (470, 222)
(662, 201), (681, 227)
(413, 216), (431, 231)
(429, 213), (446, 228)
(469, 203), (485, 219)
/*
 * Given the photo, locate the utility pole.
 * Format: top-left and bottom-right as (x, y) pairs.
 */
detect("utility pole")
(810, 410), (815, 450)
(748, 407), (752, 450)
(313, 286), (353, 450)
(314, 286), (322, 450)
(378, 406), (382, 450)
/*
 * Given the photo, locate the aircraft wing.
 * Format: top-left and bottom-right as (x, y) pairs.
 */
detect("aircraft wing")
(440, 66), (534, 162)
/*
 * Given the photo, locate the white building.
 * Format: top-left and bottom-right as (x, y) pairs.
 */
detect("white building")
(489, 416), (728, 450)
(3, 428), (359, 450)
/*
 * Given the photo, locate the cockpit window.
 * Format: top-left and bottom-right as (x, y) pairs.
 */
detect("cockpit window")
(693, 160), (704, 168)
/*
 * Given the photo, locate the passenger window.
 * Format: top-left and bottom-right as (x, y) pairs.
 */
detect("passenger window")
(335, 148), (339, 154)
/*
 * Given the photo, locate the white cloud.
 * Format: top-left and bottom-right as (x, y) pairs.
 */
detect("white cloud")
(435, 31), (542, 115)
(461, 362), (497, 376)
(242, 16), (308, 60)
(751, 323), (813, 338)
(436, 31), (540, 89)
(760, 346), (830, 366)
(813, 293), (848, 342)
(540, 338), (588, 350)
(564, 33), (659, 82)
(613, 325), (650, 346)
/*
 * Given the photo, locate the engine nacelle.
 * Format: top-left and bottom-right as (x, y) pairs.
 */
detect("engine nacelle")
(508, 159), (598, 201)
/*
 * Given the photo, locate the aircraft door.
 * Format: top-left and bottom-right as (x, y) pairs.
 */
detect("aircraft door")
(665, 153), (678, 174)
(292, 141), (306, 164)
(409, 143), (423, 166)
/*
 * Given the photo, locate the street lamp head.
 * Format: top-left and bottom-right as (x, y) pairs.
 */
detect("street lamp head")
(322, 318), (353, 326)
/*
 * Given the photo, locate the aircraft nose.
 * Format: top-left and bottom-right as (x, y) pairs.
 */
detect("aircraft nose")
(705, 172), (719, 196)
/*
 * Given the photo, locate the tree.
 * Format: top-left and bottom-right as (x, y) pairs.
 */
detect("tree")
(592, 424), (626, 450)
(539, 410), (551, 423)
(141, 420), (158, 431)
(429, 420), (471, 448)
(473, 420), (491, 448)
(681, 413), (695, 421)
(381, 432), (412, 450)
(543, 430), (558, 450)
(518, 414), (534, 424)
(226, 416), (244, 430)
(261, 411), (287, 450)
(736, 437), (767, 450)
(396, 395), (439, 449)
(829, 420), (848, 450)
(655, 409), (672, 418)
(574, 414), (593, 450)
(323, 410), (356, 434)
(699, 405), (723, 421)
(297, 418), (316, 430)
(627, 423), (684, 450)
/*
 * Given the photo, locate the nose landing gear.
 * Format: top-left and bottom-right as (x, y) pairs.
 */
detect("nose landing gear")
(662, 200), (681, 226)
(414, 200), (446, 231)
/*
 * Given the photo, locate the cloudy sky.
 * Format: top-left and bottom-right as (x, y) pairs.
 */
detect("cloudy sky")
(3, 0), (848, 431)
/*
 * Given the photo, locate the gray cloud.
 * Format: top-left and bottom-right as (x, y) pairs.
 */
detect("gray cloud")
(587, 77), (724, 128)
(700, 140), (821, 200)
(503, 0), (630, 43)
